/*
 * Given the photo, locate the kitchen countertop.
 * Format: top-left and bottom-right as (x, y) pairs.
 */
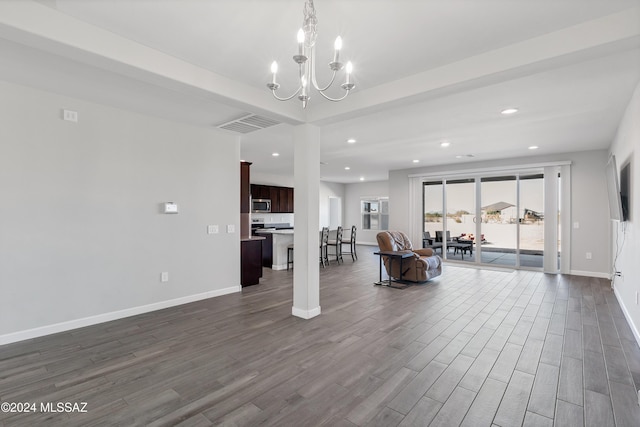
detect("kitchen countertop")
(241, 236), (266, 242)
(254, 229), (294, 235)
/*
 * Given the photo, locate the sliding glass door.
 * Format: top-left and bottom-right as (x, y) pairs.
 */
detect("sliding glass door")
(480, 176), (517, 267)
(423, 181), (443, 256)
(423, 170), (551, 270)
(445, 179), (476, 263)
(519, 174), (544, 268)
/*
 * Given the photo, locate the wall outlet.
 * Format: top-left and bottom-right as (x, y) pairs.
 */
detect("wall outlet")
(226, 224), (235, 233)
(62, 109), (78, 122)
(161, 272), (169, 282)
(208, 225), (219, 234)
(585, 252), (592, 260)
(573, 222), (580, 229)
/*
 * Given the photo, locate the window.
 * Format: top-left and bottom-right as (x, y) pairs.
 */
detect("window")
(362, 197), (389, 230)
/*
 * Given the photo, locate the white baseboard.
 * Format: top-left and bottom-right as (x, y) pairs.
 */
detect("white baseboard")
(358, 241), (378, 247)
(272, 264), (288, 271)
(613, 287), (640, 347)
(292, 305), (321, 319)
(569, 270), (610, 279)
(0, 286), (241, 346)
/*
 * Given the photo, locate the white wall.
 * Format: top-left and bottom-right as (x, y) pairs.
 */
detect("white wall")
(610, 81), (640, 343)
(251, 172), (294, 187)
(319, 181), (345, 230)
(345, 180), (389, 245)
(0, 82), (240, 343)
(389, 150), (610, 275)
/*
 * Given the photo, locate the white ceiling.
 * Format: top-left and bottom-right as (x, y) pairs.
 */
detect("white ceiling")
(1, 0), (639, 182)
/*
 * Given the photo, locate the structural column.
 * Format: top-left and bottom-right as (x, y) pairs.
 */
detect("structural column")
(292, 124), (321, 319)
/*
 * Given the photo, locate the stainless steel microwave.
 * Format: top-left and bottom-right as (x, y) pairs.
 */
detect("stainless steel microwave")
(252, 199), (271, 213)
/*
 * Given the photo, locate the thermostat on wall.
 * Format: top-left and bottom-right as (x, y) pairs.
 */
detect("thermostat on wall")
(164, 202), (179, 214)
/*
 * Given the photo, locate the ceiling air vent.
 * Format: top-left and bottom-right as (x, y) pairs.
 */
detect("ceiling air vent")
(216, 114), (280, 134)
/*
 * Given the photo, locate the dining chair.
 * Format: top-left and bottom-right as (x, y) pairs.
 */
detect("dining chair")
(327, 226), (343, 264)
(319, 227), (329, 267)
(341, 225), (357, 261)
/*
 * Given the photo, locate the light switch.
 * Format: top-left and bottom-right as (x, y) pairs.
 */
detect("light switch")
(573, 222), (579, 229)
(164, 202), (178, 214)
(226, 224), (235, 233)
(208, 225), (219, 234)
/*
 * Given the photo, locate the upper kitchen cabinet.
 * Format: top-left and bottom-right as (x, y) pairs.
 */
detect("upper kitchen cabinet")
(269, 186), (280, 212)
(251, 184), (294, 213)
(251, 184), (270, 200)
(284, 187), (293, 213)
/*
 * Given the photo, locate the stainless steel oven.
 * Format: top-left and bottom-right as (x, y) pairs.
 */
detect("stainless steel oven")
(252, 199), (271, 213)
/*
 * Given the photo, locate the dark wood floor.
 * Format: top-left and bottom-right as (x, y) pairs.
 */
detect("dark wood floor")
(1, 246), (640, 426)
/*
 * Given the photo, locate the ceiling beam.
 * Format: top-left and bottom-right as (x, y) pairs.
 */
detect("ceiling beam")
(307, 8), (640, 125)
(0, 0), (306, 125)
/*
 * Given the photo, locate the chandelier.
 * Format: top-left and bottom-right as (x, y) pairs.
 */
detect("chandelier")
(267, 0), (355, 108)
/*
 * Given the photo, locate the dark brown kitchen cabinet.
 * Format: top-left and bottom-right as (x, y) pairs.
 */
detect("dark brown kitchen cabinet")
(278, 187), (288, 213)
(240, 162), (251, 214)
(241, 238), (263, 286)
(251, 184), (270, 200)
(261, 233), (273, 267)
(286, 187), (294, 213)
(250, 184), (294, 213)
(269, 186), (280, 212)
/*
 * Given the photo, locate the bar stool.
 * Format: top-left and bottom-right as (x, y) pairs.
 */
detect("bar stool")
(287, 243), (294, 271)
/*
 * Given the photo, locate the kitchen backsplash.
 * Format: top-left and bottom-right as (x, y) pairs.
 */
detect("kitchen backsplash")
(252, 213), (294, 226)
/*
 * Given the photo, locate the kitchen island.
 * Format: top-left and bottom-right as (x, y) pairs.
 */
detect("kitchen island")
(254, 229), (294, 270)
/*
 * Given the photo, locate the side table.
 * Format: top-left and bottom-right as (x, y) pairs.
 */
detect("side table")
(373, 251), (414, 289)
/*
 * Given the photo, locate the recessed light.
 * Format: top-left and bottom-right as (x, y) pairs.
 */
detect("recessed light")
(345, 166), (350, 170)
(412, 159), (420, 163)
(440, 141), (450, 148)
(359, 177), (365, 181)
(347, 138), (357, 144)
(501, 108), (519, 115)
(456, 154), (475, 159)
(272, 152), (279, 157)
(528, 145), (539, 150)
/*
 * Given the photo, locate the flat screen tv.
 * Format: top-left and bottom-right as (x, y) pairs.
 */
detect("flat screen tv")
(605, 155), (624, 221)
(620, 161), (630, 221)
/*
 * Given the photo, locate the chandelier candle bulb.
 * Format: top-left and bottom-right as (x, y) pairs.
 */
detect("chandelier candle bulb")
(297, 29), (305, 55)
(271, 61), (278, 84)
(346, 61), (353, 83)
(333, 36), (342, 63)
